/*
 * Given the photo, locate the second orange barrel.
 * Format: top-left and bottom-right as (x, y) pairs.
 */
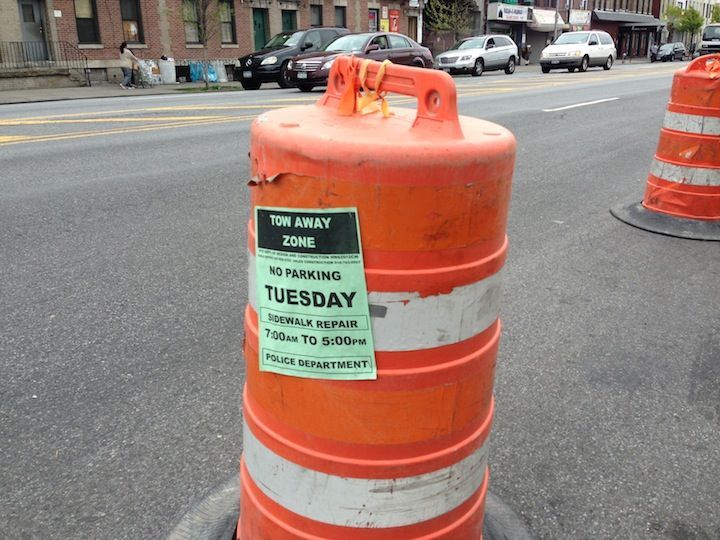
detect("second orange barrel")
(239, 57), (516, 539)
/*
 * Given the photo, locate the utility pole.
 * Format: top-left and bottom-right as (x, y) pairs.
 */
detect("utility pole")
(553, 0), (560, 41)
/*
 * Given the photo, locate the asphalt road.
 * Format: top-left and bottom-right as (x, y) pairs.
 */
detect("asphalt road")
(1, 61), (718, 540)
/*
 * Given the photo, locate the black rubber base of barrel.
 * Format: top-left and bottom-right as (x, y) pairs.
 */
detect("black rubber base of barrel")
(167, 475), (537, 540)
(610, 202), (720, 241)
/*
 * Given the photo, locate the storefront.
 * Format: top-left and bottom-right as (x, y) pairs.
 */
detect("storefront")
(591, 11), (663, 58)
(526, 8), (565, 63)
(486, 3), (533, 52)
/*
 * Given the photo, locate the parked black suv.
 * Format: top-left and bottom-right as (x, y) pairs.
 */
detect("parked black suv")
(236, 27), (349, 90)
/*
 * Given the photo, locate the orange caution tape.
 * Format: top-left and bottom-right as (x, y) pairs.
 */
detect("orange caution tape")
(335, 58), (393, 118)
(336, 57), (358, 116)
(705, 57), (720, 79)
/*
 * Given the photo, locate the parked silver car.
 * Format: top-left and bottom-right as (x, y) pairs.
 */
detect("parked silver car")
(434, 35), (519, 76)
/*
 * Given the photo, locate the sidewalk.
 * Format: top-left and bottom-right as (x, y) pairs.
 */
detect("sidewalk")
(0, 81), (247, 105)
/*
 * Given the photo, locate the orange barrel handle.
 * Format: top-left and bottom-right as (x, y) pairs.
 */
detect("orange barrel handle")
(318, 56), (463, 138)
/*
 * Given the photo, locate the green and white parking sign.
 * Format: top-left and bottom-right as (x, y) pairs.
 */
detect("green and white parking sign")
(255, 207), (376, 380)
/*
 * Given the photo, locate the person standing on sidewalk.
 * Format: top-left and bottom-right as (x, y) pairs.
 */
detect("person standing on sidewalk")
(119, 42), (140, 89)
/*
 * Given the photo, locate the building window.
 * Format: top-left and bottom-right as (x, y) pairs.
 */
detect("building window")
(310, 4), (323, 26)
(183, 0), (200, 43)
(368, 8), (379, 31)
(219, 0), (236, 43)
(120, 0), (143, 43)
(281, 9), (297, 31)
(335, 6), (346, 27)
(74, 0), (100, 43)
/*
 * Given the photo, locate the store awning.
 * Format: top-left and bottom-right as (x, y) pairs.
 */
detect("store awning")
(528, 9), (565, 32)
(592, 10), (663, 27)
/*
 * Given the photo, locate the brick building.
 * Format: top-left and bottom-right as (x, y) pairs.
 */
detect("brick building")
(0, 0), (423, 85)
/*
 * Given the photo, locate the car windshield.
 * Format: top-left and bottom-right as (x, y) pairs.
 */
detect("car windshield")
(450, 38), (486, 50)
(264, 31), (303, 48)
(703, 26), (720, 39)
(659, 44), (673, 52)
(325, 34), (370, 52)
(553, 32), (589, 45)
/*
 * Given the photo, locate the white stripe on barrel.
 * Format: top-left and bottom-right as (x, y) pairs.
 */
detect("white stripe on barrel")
(248, 253), (502, 351)
(650, 159), (720, 186)
(663, 110), (720, 136)
(243, 423), (488, 528)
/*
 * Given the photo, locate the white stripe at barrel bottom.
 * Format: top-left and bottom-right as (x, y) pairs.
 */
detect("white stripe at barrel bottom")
(663, 110), (720, 136)
(248, 252), (503, 351)
(650, 159), (720, 186)
(243, 423), (488, 528)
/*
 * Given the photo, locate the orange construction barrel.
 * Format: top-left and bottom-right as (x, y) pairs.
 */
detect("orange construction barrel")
(239, 57), (516, 539)
(611, 54), (720, 240)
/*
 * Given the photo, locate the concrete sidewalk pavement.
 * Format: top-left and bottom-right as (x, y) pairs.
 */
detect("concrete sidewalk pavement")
(0, 81), (247, 105)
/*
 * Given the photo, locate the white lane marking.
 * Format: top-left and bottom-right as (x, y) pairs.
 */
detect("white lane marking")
(542, 97), (619, 112)
(247, 252), (503, 351)
(243, 423), (488, 528)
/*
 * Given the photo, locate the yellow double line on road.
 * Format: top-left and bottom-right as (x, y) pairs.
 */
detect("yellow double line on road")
(0, 66), (676, 147)
(0, 114), (256, 146)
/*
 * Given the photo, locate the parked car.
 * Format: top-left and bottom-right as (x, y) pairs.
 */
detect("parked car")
(699, 23), (720, 56)
(540, 31), (616, 73)
(236, 27), (349, 90)
(434, 35), (519, 76)
(288, 32), (433, 92)
(656, 42), (686, 62)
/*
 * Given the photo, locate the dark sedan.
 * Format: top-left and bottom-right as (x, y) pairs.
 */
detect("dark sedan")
(288, 32), (433, 92)
(236, 27), (348, 90)
(656, 42), (686, 62)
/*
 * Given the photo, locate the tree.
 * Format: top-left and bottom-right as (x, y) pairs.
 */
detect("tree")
(679, 7), (705, 44)
(664, 5), (684, 40)
(711, 4), (720, 23)
(424, 0), (477, 39)
(183, 0), (222, 89)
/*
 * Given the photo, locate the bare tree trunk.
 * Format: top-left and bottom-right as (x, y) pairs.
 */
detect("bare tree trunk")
(203, 45), (209, 90)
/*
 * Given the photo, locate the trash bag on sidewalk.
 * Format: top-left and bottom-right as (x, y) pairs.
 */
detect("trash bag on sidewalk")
(189, 61), (218, 82)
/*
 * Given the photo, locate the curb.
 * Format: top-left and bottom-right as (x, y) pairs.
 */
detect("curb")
(610, 202), (720, 241)
(167, 475), (537, 540)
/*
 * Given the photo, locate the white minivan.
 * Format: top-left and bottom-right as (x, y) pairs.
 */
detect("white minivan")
(539, 31), (616, 73)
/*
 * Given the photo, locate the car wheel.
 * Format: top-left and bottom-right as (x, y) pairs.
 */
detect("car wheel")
(578, 55), (589, 72)
(541, 66), (550, 73)
(413, 59), (425, 69)
(278, 61), (293, 88)
(240, 81), (261, 90)
(504, 56), (516, 74)
(568, 67), (576, 73)
(472, 58), (484, 77)
(298, 84), (314, 92)
(603, 55), (613, 70)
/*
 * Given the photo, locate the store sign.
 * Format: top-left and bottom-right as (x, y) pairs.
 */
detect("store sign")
(255, 207), (376, 381)
(569, 9), (591, 25)
(409, 0), (419, 7)
(488, 3), (531, 22)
